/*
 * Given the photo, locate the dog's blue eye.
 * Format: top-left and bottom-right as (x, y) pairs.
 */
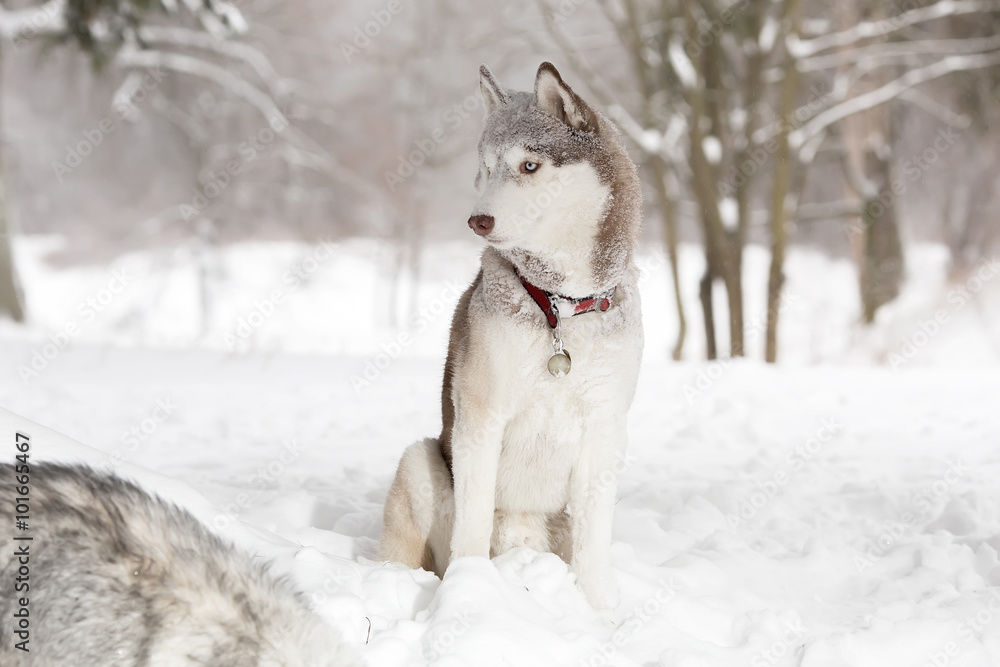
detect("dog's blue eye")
(521, 161), (539, 173)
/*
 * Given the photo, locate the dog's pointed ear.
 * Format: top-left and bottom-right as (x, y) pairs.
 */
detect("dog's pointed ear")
(534, 62), (598, 133)
(479, 65), (509, 117)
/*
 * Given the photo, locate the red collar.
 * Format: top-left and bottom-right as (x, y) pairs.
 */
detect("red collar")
(515, 269), (616, 329)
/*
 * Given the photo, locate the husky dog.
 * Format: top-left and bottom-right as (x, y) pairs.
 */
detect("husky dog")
(381, 62), (643, 608)
(0, 462), (362, 667)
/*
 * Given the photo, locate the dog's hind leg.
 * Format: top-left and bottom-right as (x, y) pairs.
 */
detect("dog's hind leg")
(379, 438), (454, 576)
(546, 509), (573, 564)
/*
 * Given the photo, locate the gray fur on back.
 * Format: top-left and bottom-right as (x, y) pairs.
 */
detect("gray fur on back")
(0, 462), (362, 667)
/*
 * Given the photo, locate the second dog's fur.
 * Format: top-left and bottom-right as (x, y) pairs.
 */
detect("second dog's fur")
(0, 462), (361, 666)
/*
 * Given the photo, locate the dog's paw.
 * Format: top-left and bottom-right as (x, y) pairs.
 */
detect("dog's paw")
(578, 572), (620, 610)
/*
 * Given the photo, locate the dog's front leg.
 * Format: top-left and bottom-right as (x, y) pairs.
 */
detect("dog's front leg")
(568, 424), (626, 609)
(449, 415), (504, 561)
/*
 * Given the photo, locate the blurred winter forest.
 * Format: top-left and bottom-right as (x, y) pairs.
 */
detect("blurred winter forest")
(0, 0), (998, 364)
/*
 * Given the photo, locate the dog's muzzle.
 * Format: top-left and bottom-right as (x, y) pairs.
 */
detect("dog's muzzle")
(468, 215), (494, 237)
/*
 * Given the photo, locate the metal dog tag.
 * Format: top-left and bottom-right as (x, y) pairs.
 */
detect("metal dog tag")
(548, 332), (571, 377)
(547, 350), (572, 377)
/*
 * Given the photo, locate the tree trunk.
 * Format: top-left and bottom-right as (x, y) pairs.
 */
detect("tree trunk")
(0, 191), (23, 323)
(684, 2), (743, 359)
(859, 157), (905, 323)
(702, 19), (743, 358)
(765, 0), (802, 363)
(838, 1), (904, 324)
(716, 241), (743, 356)
(650, 158), (686, 360)
(844, 117), (904, 325)
(943, 134), (999, 278)
(618, 0), (686, 361)
(699, 259), (718, 361)
(0, 45), (26, 323)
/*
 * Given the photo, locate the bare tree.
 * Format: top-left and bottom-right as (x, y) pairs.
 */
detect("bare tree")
(0, 135), (24, 321)
(541, 0), (1000, 361)
(0, 6), (34, 322)
(765, 0), (801, 362)
(935, 16), (1000, 277)
(943, 133), (1000, 277)
(0, 0), (375, 327)
(790, 1), (1000, 327)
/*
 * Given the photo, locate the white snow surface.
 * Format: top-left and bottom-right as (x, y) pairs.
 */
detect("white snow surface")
(1, 348), (999, 666)
(1, 237), (999, 665)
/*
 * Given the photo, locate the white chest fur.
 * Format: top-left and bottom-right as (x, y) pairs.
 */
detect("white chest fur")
(463, 261), (644, 514)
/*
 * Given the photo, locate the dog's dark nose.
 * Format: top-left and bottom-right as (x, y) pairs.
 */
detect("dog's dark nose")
(468, 214), (494, 237)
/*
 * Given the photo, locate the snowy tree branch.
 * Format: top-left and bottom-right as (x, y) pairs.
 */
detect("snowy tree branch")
(898, 89), (972, 128)
(799, 33), (1000, 72)
(135, 26), (291, 97)
(791, 51), (1000, 149)
(0, 0), (65, 41)
(116, 47), (285, 127)
(117, 46), (386, 206)
(789, 0), (993, 57)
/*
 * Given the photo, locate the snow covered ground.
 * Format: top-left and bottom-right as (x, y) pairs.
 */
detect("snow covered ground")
(1, 237), (999, 666)
(2, 235), (998, 367)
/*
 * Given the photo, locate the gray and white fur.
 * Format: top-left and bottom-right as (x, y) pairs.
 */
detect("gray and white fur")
(380, 62), (643, 609)
(0, 462), (362, 667)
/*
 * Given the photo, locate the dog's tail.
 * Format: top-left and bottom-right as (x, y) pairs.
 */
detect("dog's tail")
(379, 438), (453, 576)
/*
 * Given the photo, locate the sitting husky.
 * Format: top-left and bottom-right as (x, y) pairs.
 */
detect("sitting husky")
(380, 62), (643, 608)
(0, 462), (361, 666)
